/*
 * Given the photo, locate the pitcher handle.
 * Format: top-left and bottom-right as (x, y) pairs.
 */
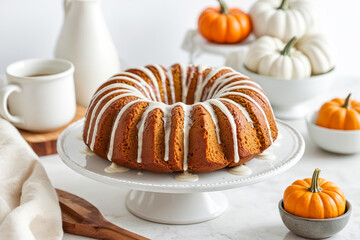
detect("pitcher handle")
(0, 84), (23, 124)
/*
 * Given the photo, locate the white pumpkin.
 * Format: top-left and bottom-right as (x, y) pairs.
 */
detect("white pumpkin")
(244, 36), (311, 79)
(296, 34), (336, 75)
(250, 0), (317, 42)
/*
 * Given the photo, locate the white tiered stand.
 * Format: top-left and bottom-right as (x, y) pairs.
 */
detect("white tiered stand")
(57, 119), (305, 224)
(182, 30), (254, 66)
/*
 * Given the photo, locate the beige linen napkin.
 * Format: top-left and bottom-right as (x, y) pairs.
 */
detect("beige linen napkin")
(0, 118), (63, 240)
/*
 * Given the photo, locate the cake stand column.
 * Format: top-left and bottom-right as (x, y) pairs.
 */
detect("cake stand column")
(126, 190), (228, 224)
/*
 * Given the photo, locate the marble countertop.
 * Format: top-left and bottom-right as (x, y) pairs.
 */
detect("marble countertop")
(39, 77), (360, 240)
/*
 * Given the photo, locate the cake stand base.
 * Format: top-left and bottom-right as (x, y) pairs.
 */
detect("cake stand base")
(273, 104), (309, 120)
(126, 190), (228, 224)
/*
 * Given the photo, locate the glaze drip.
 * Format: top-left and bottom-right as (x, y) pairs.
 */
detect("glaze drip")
(228, 165), (252, 176)
(104, 162), (130, 173)
(174, 171), (199, 182)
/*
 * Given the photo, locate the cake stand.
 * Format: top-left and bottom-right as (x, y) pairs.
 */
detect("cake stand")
(182, 30), (254, 66)
(57, 119), (305, 224)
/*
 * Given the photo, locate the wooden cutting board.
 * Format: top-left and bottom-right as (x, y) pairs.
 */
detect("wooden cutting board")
(19, 105), (86, 156)
(56, 189), (149, 240)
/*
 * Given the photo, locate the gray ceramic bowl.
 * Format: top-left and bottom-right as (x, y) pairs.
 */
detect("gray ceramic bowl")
(279, 200), (352, 239)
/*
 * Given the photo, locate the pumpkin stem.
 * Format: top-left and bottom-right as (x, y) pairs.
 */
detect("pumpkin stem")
(309, 168), (322, 193)
(342, 93), (352, 108)
(278, 0), (290, 10)
(218, 0), (229, 15)
(280, 37), (297, 56)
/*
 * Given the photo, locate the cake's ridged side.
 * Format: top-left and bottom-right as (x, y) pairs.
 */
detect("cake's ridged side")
(220, 100), (261, 167)
(110, 74), (150, 97)
(146, 65), (166, 103)
(140, 109), (173, 173)
(170, 64), (183, 103)
(211, 104), (236, 164)
(83, 78), (146, 143)
(110, 101), (149, 169)
(185, 66), (199, 104)
(86, 91), (126, 149)
(168, 105), (185, 171)
(199, 68), (233, 102)
(126, 68), (160, 101)
(162, 65), (174, 105)
(91, 96), (139, 160)
(223, 88), (277, 151)
(187, 105), (228, 172)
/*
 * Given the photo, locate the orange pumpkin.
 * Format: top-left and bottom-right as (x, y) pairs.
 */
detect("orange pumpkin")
(283, 168), (346, 219)
(316, 93), (360, 130)
(198, 0), (252, 44)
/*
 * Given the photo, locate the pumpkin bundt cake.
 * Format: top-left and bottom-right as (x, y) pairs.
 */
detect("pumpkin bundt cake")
(83, 63), (278, 173)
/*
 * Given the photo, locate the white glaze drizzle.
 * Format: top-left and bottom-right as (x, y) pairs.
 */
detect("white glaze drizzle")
(166, 66), (176, 104)
(104, 162), (130, 173)
(193, 67), (233, 103)
(136, 67), (162, 102)
(163, 105), (172, 161)
(108, 76), (152, 99)
(107, 99), (150, 160)
(154, 64), (168, 104)
(136, 102), (167, 163)
(195, 65), (208, 99)
(207, 99), (240, 163)
(86, 87), (142, 144)
(205, 72), (241, 99)
(181, 103), (192, 171)
(180, 63), (189, 103)
(195, 101), (222, 144)
(89, 92), (145, 150)
(119, 72), (157, 101)
(228, 165), (252, 176)
(272, 140), (281, 147)
(79, 147), (95, 156)
(174, 171), (199, 182)
(257, 148), (276, 160)
(215, 85), (271, 109)
(217, 91), (273, 144)
(86, 82), (145, 125)
(218, 98), (252, 123)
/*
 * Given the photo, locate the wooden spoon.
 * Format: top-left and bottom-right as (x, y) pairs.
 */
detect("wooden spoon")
(56, 189), (149, 240)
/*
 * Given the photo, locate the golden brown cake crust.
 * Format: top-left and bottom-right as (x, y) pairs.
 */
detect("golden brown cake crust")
(83, 64), (278, 173)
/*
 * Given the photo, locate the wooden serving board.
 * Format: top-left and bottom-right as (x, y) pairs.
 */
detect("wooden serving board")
(19, 105), (86, 156)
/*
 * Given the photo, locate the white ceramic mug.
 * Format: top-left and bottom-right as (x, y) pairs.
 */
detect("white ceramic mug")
(0, 59), (76, 132)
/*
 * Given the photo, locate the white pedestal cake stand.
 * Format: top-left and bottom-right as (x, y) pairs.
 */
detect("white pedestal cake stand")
(57, 119), (304, 224)
(182, 30), (254, 67)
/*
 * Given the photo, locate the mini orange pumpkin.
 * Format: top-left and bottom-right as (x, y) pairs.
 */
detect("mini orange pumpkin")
(198, 0), (252, 44)
(316, 93), (360, 130)
(283, 168), (346, 219)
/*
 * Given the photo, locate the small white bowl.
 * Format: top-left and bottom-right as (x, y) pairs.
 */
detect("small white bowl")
(306, 110), (360, 154)
(240, 65), (336, 120)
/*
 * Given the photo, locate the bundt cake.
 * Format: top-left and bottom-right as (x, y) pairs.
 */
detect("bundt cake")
(83, 63), (278, 173)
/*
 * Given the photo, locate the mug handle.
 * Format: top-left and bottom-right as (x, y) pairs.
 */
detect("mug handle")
(0, 84), (23, 124)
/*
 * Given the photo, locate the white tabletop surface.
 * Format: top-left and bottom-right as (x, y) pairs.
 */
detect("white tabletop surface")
(39, 76), (360, 240)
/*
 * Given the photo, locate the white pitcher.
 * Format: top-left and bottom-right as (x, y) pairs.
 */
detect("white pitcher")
(55, 0), (120, 107)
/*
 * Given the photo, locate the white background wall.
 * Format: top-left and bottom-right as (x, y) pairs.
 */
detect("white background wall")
(0, 0), (359, 78)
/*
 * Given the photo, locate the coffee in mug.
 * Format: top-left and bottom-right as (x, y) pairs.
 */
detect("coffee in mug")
(0, 58), (76, 132)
